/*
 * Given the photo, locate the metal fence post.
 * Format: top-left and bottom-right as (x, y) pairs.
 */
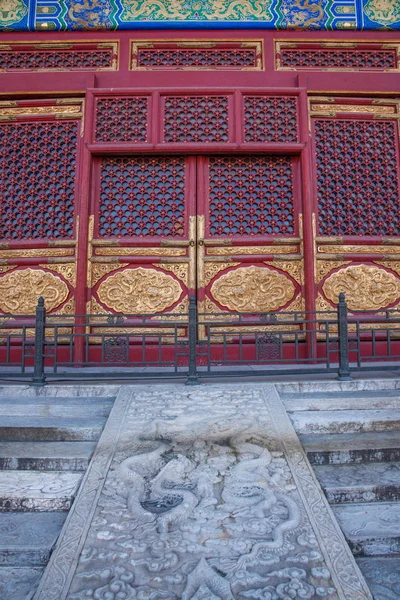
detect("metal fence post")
(337, 292), (352, 381)
(186, 295), (200, 385)
(32, 296), (46, 386)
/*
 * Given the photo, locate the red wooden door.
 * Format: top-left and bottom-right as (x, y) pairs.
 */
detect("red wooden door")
(89, 153), (304, 324)
(196, 155), (304, 319)
(89, 155), (197, 317)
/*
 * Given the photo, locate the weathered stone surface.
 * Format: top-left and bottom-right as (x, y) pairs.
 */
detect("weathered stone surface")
(0, 442), (96, 471)
(301, 431), (400, 465)
(0, 512), (67, 565)
(0, 566), (44, 600)
(290, 410), (400, 435)
(333, 502), (400, 556)
(0, 397), (115, 418)
(315, 461), (400, 503)
(357, 557), (400, 600)
(0, 470), (82, 511)
(0, 417), (106, 442)
(282, 390), (400, 412)
(35, 384), (371, 600)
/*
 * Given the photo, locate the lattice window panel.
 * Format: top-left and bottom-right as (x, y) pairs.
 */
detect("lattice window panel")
(95, 97), (148, 143)
(0, 43), (117, 71)
(98, 156), (186, 238)
(163, 96), (229, 143)
(244, 96), (298, 143)
(277, 45), (397, 71)
(0, 121), (78, 241)
(208, 156), (295, 236)
(135, 47), (258, 69)
(315, 119), (400, 236)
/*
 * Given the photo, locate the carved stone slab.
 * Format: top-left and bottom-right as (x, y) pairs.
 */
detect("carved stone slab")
(34, 384), (372, 600)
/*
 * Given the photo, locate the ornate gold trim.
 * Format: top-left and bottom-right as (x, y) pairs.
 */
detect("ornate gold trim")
(208, 245), (296, 256)
(317, 245), (400, 254)
(0, 248), (75, 258)
(0, 99), (84, 122)
(95, 247), (186, 257)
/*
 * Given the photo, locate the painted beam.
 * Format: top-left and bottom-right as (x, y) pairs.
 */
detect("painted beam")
(0, 0), (399, 32)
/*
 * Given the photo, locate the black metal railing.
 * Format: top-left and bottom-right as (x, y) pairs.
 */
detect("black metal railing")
(1, 294), (400, 385)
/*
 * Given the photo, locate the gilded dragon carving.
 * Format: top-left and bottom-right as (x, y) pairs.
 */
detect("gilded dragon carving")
(97, 267), (183, 313)
(211, 265), (295, 312)
(0, 268), (69, 315)
(322, 264), (400, 311)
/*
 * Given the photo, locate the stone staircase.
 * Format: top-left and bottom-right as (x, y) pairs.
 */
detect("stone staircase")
(280, 386), (400, 600)
(0, 391), (115, 600)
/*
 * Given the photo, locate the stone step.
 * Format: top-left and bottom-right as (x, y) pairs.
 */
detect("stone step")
(0, 470), (82, 511)
(301, 431), (400, 465)
(0, 442), (96, 471)
(290, 409), (400, 435)
(0, 416), (106, 442)
(314, 461), (400, 504)
(333, 502), (400, 557)
(0, 566), (44, 600)
(282, 390), (400, 412)
(0, 396), (114, 419)
(357, 557), (400, 600)
(0, 512), (67, 566)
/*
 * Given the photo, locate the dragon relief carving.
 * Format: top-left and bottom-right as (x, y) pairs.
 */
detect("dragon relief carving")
(68, 413), (338, 600)
(322, 264), (400, 311)
(211, 265), (295, 312)
(97, 266), (183, 313)
(0, 268), (69, 314)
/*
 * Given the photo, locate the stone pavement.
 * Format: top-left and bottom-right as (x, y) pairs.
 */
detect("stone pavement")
(33, 383), (372, 600)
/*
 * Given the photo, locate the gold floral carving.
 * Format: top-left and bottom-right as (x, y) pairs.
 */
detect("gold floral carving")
(271, 260), (303, 284)
(97, 267), (183, 314)
(203, 262), (239, 287)
(39, 263), (76, 287)
(211, 265), (295, 312)
(317, 245), (400, 254)
(54, 298), (75, 316)
(316, 293), (335, 312)
(311, 104), (395, 115)
(96, 247), (186, 257)
(209, 246), (295, 255)
(285, 294), (305, 313)
(0, 268), (69, 315)
(158, 263), (189, 286)
(376, 261), (400, 278)
(0, 106), (82, 120)
(316, 260), (351, 283)
(0, 248), (74, 258)
(323, 264), (400, 311)
(0, 266), (15, 275)
(91, 263), (129, 287)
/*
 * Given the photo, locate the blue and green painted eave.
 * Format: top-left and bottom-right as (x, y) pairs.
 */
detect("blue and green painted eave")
(1, 0), (399, 32)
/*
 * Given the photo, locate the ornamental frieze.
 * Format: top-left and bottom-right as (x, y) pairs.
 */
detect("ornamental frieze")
(2, 0), (398, 30)
(0, 268), (69, 314)
(97, 266), (183, 314)
(210, 265), (295, 312)
(322, 264), (400, 311)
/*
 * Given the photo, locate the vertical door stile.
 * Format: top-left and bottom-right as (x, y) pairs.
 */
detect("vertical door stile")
(196, 156), (206, 316)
